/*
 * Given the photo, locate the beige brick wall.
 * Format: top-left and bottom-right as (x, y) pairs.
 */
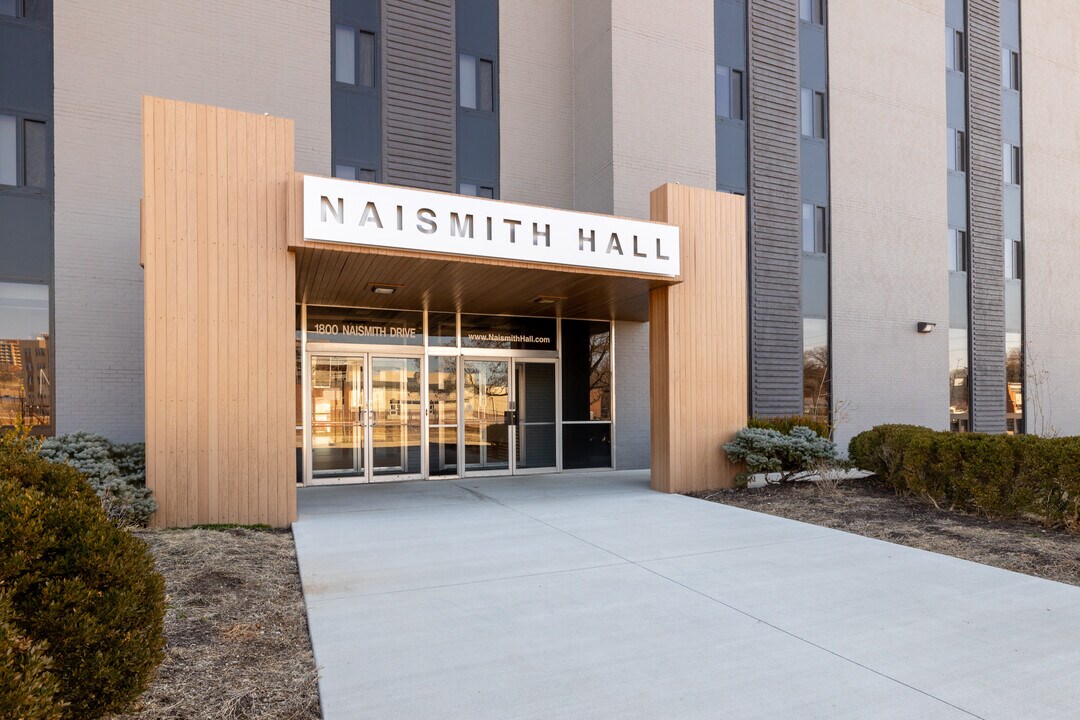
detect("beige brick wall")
(829, 0), (950, 448)
(610, 0), (715, 220)
(53, 0), (330, 441)
(498, 0), (575, 210)
(571, 0), (615, 214)
(1021, 0), (1080, 436)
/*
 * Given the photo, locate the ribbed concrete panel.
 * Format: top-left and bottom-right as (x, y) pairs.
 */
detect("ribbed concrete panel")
(967, 0), (1007, 432)
(748, 0), (803, 416)
(382, 0), (455, 191)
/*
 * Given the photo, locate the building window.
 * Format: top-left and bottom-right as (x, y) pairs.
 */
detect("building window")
(0, 0), (46, 20)
(335, 26), (375, 88)
(949, 328), (970, 432)
(946, 27), (965, 72)
(561, 320), (613, 469)
(459, 182), (494, 198)
(800, 88), (825, 139)
(948, 228), (968, 272)
(1005, 239), (1023, 280)
(799, 0), (823, 25)
(1002, 48), (1020, 90)
(334, 163), (376, 182)
(948, 127), (967, 172)
(715, 65), (744, 121)
(802, 318), (829, 422)
(1004, 143), (1021, 185)
(802, 203), (827, 253)
(0, 281), (51, 432)
(0, 113), (46, 188)
(459, 53), (495, 112)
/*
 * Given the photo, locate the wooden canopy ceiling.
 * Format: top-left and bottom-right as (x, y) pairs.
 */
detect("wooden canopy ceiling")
(292, 241), (680, 321)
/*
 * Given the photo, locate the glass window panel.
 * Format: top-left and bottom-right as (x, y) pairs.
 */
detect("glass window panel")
(562, 423), (612, 470)
(0, 282), (51, 430)
(334, 163), (357, 180)
(947, 128), (956, 171)
(802, 318), (829, 421)
(306, 306), (423, 346)
(561, 320), (611, 422)
(427, 312), (457, 347)
(1011, 51), (1020, 91)
(370, 356), (422, 477)
(1001, 48), (1010, 87)
(1004, 238), (1014, 278)
(1003, 144), (1012, 183)
(945, 28), (955, 70)
(358, 168), (377, 182)
(459, 182), (477, 196)
(516, 362), (557, 470)
(814, 206), (827, 253)
(956, 129), (966, 172)
(1006, 332), (1023, 434)
(799, 0), (812, 22)
(479, 58), (494, 112)
(813, 91), (825, 138)
(801, 203), (815, 252)
(22, 0), (45, 20)
(478, 186), (494, 199)
(335, 25), (356, 85)
(730, 69), (744, 120)
(949, 229), (958, 272)
(428, 355), (459, 476)
(358, 31), (376, 87)
(715, 65), (731, 118)
(0, 114), (15, 186)
(460, 314), (555, 351)
(800, 88), (813, 136)
(949, 328), (970, 432)
(459, 53), (477, 109)
(0, 0), (15, 16)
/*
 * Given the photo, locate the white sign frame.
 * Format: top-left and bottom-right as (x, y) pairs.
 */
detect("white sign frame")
(302, 176), (680, 277)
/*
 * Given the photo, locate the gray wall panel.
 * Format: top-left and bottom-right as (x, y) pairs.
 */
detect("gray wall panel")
(382, 0), (455, 191)
(948, 172), (968, 229)
(614, 320), (649, 470)
(947, 72), (967, 128)
(0, 195), (52, 281)
(800, 140), (828, 204)
(967, 0), (1007, 432)
(1003, 91), (1021, 143)
(748, 0), (803, 416)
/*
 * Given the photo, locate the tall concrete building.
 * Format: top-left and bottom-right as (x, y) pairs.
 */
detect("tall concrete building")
(2, 0), (1077, 479)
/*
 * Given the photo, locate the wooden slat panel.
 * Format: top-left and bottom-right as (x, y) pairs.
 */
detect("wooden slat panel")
(650, 184), (748, 493)
(142, 97), (297, 527)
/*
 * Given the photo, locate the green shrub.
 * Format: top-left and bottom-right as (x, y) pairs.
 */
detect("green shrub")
(724, 426), (839, 484)
(39, 431), (156, 526)
(0, 592), (64, 720)
(0, 432), (166, 719)
(849, 424), (1080, 530)
(748, 414), (830, 439)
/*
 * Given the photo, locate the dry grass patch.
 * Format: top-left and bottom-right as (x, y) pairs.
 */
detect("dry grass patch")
(697, 479), (1080, 587)
(112, 528), (320, 720)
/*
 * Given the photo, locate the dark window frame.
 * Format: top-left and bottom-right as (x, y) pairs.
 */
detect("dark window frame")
(1004, 143), (1022, 185)
(799, 0), (824, 25)
(946, 27), (966, 73)
(0, 0), (49, 25)
(949, 228), (969, 273)
(458, 181), (495, 198)
(715, 64), (745, 122)
(458, 51), (497, 113)
(801, 88), (827, 140)
(802, 202), (828, 254)
(1002, 47), (1020, 91)
(333, 160), (378, 183)
(0, 108), (50, 194)
(333, 23), (378, 92)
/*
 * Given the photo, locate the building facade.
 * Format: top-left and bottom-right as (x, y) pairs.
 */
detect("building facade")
(3, 0), (1079, 470)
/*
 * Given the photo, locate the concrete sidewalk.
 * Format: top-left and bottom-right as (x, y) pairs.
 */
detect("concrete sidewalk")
(293, 471), (1080, 719)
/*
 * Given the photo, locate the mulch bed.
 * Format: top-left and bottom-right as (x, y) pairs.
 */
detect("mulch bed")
(694, 478), (1080, 587)
(113, 528), (321, 720)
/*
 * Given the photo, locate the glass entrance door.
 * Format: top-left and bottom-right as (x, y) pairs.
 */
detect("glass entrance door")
(514, 361), (558, 473)
(463, 359), (512, 473)
(309, 353), (422, 484)
(369, 356), (422, 479)
(310, 356), (366, 480)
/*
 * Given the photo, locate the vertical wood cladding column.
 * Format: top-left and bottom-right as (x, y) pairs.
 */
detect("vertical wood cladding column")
(748, 0), (803, 416)
(650, 185), (748, 493)
(382, 0), (456, 191)
(967, 0), (1007, 432)
(141, 98), (297, 528)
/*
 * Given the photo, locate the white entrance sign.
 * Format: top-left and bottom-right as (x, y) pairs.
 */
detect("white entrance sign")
(302, 175), (681, 277)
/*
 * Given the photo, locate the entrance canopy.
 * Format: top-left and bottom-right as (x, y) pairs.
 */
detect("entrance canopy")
(292, 175), (683, 321)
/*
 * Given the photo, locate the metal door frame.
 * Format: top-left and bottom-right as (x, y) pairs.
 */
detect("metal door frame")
(304, 346), (425, 486)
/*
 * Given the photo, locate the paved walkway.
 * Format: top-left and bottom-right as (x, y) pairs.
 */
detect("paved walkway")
(293, 471), (1080, 719)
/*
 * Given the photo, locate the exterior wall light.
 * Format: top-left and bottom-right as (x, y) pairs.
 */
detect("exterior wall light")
(917, 322), (936, 334)
(534, 295), (565, 305)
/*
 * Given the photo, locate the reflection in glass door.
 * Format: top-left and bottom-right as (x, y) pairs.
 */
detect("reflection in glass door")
(370, 357), (422, 478)
(463, 359), (511, 473)
(310, 356), (365, 478)
(515, 361), (557, 472)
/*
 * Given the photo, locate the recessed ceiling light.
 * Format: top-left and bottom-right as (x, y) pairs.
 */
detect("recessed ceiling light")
(369, 283), (402, 295)
(534, 295), (565, 305)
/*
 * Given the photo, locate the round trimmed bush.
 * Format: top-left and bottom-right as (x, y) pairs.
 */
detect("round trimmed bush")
(0, 432), (166, 719)
(0, 592), (64, 720)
